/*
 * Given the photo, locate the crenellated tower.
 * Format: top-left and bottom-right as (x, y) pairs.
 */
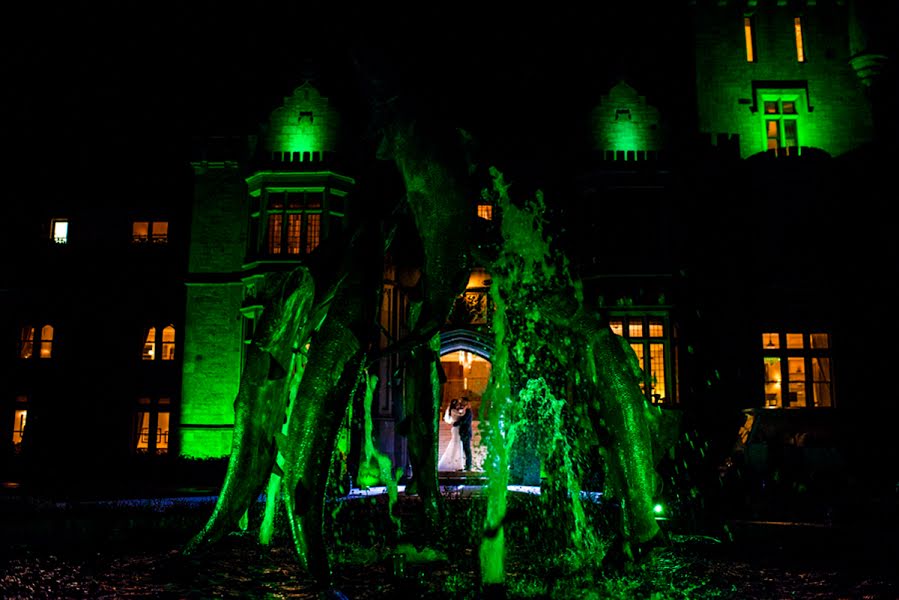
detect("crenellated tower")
(179, 82), (353, 458)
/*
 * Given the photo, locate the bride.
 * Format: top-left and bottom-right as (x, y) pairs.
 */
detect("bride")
(437, 399), (465, 471)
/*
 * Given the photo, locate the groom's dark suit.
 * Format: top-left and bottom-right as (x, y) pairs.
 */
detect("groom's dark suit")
(454, 407), (473, 470)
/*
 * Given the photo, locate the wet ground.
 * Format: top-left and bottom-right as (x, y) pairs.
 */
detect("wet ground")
(1, 488), (897, 599)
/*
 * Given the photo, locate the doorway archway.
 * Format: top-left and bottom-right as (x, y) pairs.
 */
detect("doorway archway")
(438, 330), (493, 472)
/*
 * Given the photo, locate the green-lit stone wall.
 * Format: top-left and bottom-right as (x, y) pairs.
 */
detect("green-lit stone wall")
(181, 283), (245, 457)
(591, 81), (663, 154)
(187, 165), (249, 273)
(264, 83), (340, 155)
(693, 1), (873, 158)
(181, 163), (249, 458)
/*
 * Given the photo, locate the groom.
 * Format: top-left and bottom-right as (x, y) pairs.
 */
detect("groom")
(454, 398), (473, 470)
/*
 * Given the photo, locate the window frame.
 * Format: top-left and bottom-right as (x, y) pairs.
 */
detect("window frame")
(743, 16), (757, 63)
(141, 324), (176, 362)
(134, 396), (172, 455)
(18, 324), (54, 360)
(759, 92), (803, 156)
(11, 395), (29, 452)
(794, 16), (806, 63)
(607, 312), (675, 405)
(50, 218), (68, 244)
(262, 190), (323, 257)
(761, 331), (834, 409)
(248, 186), (347, 262)
(132, 220), (169, 245)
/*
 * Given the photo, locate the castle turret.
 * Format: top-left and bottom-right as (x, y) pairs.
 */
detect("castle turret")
(179, 82), (353, 458)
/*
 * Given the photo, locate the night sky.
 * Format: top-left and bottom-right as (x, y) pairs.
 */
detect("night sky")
(1, 4), (693, 189)
(2, 3), (896, 222)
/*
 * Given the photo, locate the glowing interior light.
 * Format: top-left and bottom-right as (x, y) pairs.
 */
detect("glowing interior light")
(52, 220), (68, 244)
(653, 503), (664, 514)
(744, 17), (755, 62)
(794, 17), (805, 63)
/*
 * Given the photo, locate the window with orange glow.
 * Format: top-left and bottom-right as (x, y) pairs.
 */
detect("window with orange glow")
(794, 17), (805, 62)
(12, 410), (27, 444)
(609, 319), (624, 336)
(132, 221), (169, 244)
(609, 314), (673, 404)
(11, 395), (29, 453)
(764, 356), (782, 407)
(134, 397), (171, 454)
(762, 98), (800, 155)
(286, 214), (302, 254)
(142, 327), (156, 360)
(142, 325), (175, 361)
(18, 327), (34, 359)
(161, 326), (176, 360)
(18, 325), (53, 359)
(305, 214), (321, 253)
(477, 204), (493, 220)
(762, 331), (833, 408)
(267, 214), (283, 254)
(744, 17), (756, 62)
(39, 325), (53, 358)
(263, 191), (326, 257)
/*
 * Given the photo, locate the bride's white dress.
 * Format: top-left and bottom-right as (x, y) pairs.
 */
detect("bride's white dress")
(437, 407), (464, 471)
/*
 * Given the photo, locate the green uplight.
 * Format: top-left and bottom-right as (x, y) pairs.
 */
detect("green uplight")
(591, 81), (662, 156)
(265, 83), (340, 156)
(653, 503), (664, 515)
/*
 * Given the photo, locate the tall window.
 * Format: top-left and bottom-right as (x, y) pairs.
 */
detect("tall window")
(134, 396), (170, 454)
(18, 325), (53, 359)
(794, 17), (806, 63)
(744, 17), (756, 62)
(265, 192), (321, 256)
(142, 325), (176, 361)
(11, 395), (28, 453)
(762, 331), (833, 408)
(763, 98), (799, 155)
(132, 221), (169, 244)
(609, 315), (673, 404)
(51, 219), (68, 244)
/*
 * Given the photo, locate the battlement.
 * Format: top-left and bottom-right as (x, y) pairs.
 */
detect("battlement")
(593, 150), (666, 162)
(690, 0), (846, 9)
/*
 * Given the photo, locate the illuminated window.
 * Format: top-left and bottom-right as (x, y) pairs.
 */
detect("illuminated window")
(744, 17), (756, 62)
(161, 326), (175, 360)
(263, 191), (322, 256)
(142, 325), (176, 361)
(267, 213), (283, 254)
(39, 325), (53, 358)
(18, 325), (53, 359)
(794, 17), (805, 63)
(51, 219), (68, 244)
(305, 214), (321, 253)
(12, 395), (28, 452)
(477, 204), (493, 220)
(609, 320), (624, 336)
(18, 327), (34, 359)
(142, 327), (155, 360)
(134, 396), (171, 454)
(763, 98), (800, 156)
(761, 331), (833, 408)
(609, 314), (673, 404)
(132, 221), (169, 244)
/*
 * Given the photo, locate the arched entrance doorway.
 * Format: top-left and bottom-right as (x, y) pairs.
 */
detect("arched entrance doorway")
(438, 330), (493, 472)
